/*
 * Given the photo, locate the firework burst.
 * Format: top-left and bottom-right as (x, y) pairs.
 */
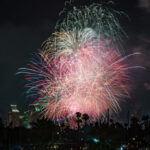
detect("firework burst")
(18, 3), (142, 125)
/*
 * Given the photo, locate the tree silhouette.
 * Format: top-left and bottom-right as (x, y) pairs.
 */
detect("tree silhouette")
(82, 113), (89, 124)
(76, 112), (82, 130)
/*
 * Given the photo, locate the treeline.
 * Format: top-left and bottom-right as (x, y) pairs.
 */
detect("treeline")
(0, 113), (150, 150)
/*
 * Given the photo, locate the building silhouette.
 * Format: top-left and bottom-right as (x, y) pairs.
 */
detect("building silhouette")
(8, 104), (20, 127)
(28, 103), (41, 124)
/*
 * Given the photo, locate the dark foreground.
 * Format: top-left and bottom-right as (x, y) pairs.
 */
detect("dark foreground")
(0, 113), (150, 150)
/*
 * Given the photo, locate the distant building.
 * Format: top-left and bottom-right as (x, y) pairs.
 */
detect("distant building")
(28, 104), (41, 124)
(21, 111), (32, 128)
(8, 104), (20, 127)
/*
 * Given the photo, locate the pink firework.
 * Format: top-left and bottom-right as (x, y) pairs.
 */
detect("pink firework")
(18, 29), (138, 124)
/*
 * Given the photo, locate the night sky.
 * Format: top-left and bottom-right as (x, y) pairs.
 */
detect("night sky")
(0, 0), (150, 122)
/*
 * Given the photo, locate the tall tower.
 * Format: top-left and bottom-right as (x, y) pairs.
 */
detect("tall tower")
(8, 104), (20, 127)
(106, 109), (110, 125)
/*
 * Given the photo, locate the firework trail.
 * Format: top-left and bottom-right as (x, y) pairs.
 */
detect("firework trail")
(18, 3), (143, 125)
(42, 3), (127, 52)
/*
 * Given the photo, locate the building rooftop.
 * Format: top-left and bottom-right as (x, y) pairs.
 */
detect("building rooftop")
(10, 104), (20, 113)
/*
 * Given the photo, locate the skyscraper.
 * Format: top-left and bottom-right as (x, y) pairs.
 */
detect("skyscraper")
(8, 104), (20, 127)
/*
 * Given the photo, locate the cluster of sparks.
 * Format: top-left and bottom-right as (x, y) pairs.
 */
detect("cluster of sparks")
(18, 3), (142, 125)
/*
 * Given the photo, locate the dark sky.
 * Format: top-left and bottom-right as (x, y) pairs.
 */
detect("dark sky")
(0, 0), (150, 122)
